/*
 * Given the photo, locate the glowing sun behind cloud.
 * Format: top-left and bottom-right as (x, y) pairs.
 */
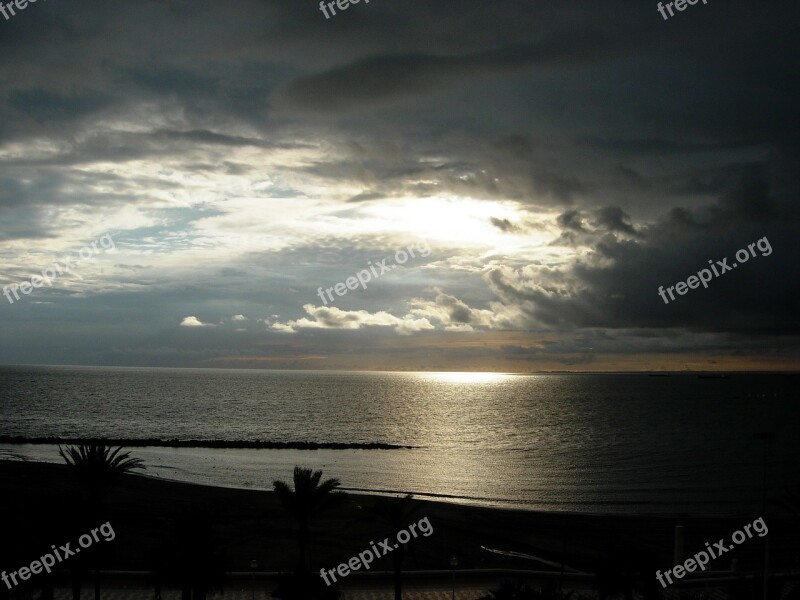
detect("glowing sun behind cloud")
(357, 195), (527, 246)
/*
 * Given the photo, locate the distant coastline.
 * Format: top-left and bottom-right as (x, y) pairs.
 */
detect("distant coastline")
(2, 364), (800, 374)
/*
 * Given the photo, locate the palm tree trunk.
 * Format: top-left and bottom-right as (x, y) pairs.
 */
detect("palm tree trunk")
(91, 490), (103, 600)
(299, 519), (309, 574)
(394, 546), (404, 600)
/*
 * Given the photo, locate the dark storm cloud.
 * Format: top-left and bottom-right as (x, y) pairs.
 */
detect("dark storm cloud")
(594, 207), (640, 238)
(271, 30), (617, 114)
(347, 192), (386, 203)
(557, 210), (586, 233)
(7, 89), (112, 124)
(150, 129), (284, 149)
(295, 132), (590, 204)
(490, 218), (518, 233)
(2, 1), (795, 210)
(488, 174), (799, 337)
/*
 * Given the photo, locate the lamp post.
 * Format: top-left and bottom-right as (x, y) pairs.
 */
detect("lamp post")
(450, 556), (458, 600)
(249, 559), (258, 600)
(753, 432), (775, 600)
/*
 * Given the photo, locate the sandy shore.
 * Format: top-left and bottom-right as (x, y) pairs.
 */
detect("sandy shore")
(1, 459), (796, 594)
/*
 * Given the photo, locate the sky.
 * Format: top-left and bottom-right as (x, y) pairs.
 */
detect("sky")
(0, 0), (798, 371)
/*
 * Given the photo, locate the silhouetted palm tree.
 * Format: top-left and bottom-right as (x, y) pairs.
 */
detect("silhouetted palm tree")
(59, 444), (145, 498)
(60, 444), (145, 600)
(371, 494), (423, 600)
(272, 467), (346, 574)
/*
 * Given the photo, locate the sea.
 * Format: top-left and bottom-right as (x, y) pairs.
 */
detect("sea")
(1, 366), (797, 517)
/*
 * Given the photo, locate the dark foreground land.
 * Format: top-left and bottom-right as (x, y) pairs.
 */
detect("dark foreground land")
(1, 460), (798, 598)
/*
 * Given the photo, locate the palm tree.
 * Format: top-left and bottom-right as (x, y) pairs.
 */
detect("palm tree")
(371, 494), (423, 600)
(272, 467), (346, 574)
(59, 444), (145, 498)
(59, 444), (145, 600)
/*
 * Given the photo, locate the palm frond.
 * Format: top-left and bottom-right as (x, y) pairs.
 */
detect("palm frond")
(59, 443), (145, 491)
(273, 466), (347, 519)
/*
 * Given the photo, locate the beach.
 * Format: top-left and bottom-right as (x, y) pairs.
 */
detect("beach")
(2, 459), (796, 598)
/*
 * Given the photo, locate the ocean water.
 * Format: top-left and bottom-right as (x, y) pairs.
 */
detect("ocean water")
(1, 366), (797, 516)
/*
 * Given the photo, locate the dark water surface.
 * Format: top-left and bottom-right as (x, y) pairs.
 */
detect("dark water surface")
(1, 366), (797, 515)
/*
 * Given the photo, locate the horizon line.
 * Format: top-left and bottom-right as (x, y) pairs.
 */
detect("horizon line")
(1, 363), (798, 375)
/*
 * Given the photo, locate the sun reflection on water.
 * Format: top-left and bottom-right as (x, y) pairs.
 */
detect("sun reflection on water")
(416, 372), (516, 384)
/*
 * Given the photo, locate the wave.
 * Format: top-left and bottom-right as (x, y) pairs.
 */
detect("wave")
(0, 436), (414, 450)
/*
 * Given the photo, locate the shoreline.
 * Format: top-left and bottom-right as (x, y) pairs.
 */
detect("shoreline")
(0, 450), (778, 519)
(0, 454), (751, 518)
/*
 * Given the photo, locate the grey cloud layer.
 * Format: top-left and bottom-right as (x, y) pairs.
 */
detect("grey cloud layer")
(0, 0), (797, 366)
